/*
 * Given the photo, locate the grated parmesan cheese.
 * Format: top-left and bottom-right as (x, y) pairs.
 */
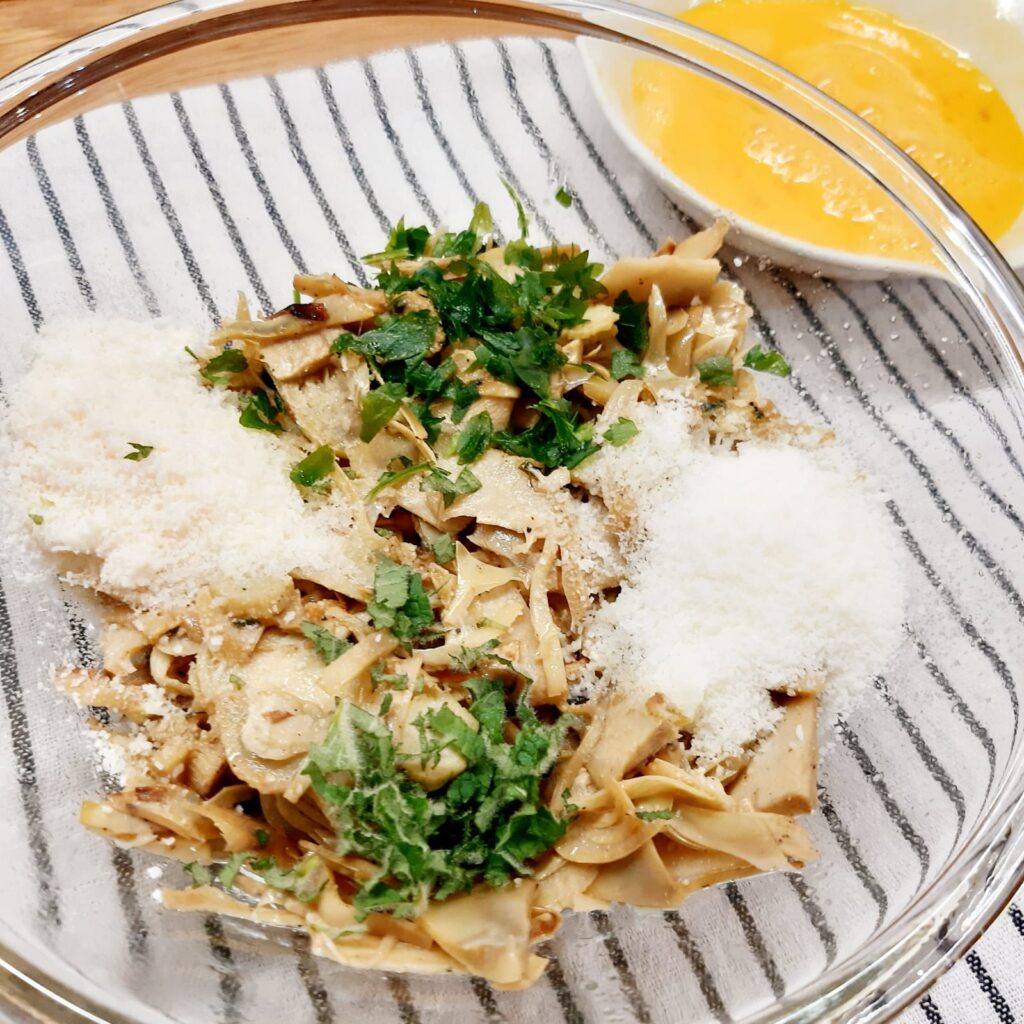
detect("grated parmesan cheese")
(580, 399), (905, 762)
(0, 317), (368, 609)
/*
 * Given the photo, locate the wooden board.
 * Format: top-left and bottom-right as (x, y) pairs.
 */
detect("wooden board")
(0, 0), (576, 146)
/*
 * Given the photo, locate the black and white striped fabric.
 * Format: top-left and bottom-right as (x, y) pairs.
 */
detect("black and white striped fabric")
(0, 36), (1022, 1024)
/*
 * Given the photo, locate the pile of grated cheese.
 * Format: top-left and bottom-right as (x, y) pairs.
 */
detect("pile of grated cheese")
(578, 396), (905, 763)
(0, 317), (365, 609)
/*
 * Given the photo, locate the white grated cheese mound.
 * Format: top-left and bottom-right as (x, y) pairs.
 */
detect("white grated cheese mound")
(581, 403), (905, 762)
(0, 317), (365, 609)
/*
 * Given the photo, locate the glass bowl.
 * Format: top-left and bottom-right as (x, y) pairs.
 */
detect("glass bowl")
(1, 1), (1023, 1022)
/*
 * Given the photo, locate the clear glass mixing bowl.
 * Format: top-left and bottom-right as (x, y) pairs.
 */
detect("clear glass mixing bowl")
(1, 2), (1023, 1022)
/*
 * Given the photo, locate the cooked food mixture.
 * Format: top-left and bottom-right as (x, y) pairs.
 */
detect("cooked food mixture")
(1, 204), (903, 988)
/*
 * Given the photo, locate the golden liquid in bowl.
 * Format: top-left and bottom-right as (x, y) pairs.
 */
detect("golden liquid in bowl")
(631, 0), (1024, 262)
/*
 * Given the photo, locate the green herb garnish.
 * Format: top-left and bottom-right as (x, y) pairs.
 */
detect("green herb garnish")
(635, 809), (674, 822)
(290, 445), (335, 491)
(239, 389), (285, 433)
(300, 622), (352, 665)
(502, 178), (530, 240)
(303, 684), (570, 918)
(333, 310), (437, 364)
(696, 355), (736, 388)
(123, 443), (154, 461)
(603, 417), (639, 447)
(27, 513), (43, 526)
(201, 347), (247, 386)
(554, 186), (573, 208)
(613, 291), (649, 355)
(451, 639), (527, 679)
(360, 382), (406, 442)
(452, 411), (493, 465)
(611, 348), (644, 381)
(421, 465), (481, 507)
(183, 862), (212, 888)
(430, 534), (456, 565)
(742, 344), (791, 378)
(255, 829), (270, 849)
(228, 674), (245, 690)
(494, 398), (597, 470)
(366, 557), (436, 644)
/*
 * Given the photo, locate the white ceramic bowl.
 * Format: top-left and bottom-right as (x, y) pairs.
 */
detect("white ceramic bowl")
(579, 0), (1024, 278)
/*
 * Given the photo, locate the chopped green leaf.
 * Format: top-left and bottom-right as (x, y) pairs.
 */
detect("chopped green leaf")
(228, 674), (245, 690)
(554, 186), (573, 208)
(468, 201), (494, 242)
(370, 661), (410, 690)
(333, 310), (437, 364)
(293, 287), (301, 304)
(431, 533), (456, 565)
(27, 513), (43, 526)
(201, 347), (248, 386)
(123, 442), (154, 461)
(743, 344), (791, 378)
(218, 851), (252, 889)
(366, 557), (436, 643)
(367, 459), (432, 499)
(255, 828), (270, 848)
(494, 398), (597, 470)
(363, 217), (432, 264)
(501, 178), (530, 239)
(300, 622), (352, 665)
(611, 347), (645, 381)
(239, 389), (285, 433)
(613, 291), (649, 354)
(603, 417), (639, 447)
(184, 345), (200, 362)
(451, 639), (527, 679)
(421, 466), (481, 508)
(303, 682), (570, 918)
(360, 382), (407, 442)
(696, 355), (736, 387)
(183, 862), (211, 888)
(452, 411), (493, 465)
(289, 445), (335, 490)
(635, 809), (674, 822)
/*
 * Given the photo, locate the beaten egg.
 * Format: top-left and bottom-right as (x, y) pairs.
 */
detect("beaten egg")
(630, 0), (1024, 263)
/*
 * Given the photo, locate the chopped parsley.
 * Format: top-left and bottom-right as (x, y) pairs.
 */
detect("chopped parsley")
(610, 347), (644, 380)
(201, 347), (247, 386)
(300, 622), (352, 665)
(554, 186), (573, 208)
(743, 344), (791, 378)
(123, 442), (154, 461)
(366, 557), (436, 644)
(370, 661), (410, 690)
(303, 685), (570, 918)
(452, 411), (493, 465)
(502, 178), (530, 239)
(27, 513), (43, 526)
(451, 639), (527, 679)
(696, 355), (736, 388)
(368, 458), (432, 499)
(494, 398), (597, 470)
(635, 809), (674, 822)
(239, 389), (285, 433)
(360, 382), (406, 442)
(289, 445), (335, 491)
(183, 862), (211, 888)
(333, 310), (437, 364)
(603, 417), (639, 447)
(255, 828), (270, 849)
(363, 217), (432, 264)
(421, 465), (481, 507)
(612, 291), (649, 355)
(431, 533), (456, 565)
(228, 674), (245, 690)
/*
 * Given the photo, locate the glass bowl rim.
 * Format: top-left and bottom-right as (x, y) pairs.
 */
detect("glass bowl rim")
(1, 2), (1023, 1023)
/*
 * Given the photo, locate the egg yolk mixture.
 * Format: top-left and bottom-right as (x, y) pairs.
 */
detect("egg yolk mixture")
(631, 0), (1024, 262)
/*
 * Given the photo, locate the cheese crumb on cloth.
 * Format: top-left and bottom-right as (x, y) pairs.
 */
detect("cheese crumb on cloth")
(578, 398), (906, 762)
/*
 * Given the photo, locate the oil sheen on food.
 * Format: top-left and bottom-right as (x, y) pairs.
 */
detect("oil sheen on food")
(631, 0), (1024, 262)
